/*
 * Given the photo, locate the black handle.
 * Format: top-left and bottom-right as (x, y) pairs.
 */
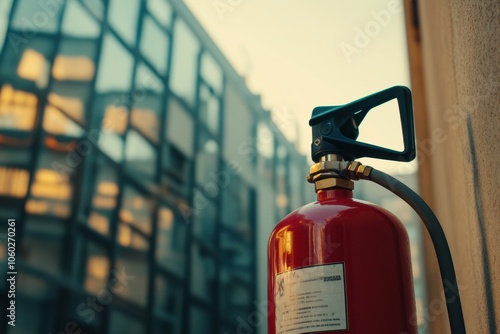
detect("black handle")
(309, 86), (416, 162)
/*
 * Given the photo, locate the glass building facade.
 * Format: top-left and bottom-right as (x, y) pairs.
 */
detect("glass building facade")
(0, 1), (312, 333)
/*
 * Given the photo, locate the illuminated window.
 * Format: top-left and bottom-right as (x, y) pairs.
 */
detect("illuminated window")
(118, 223), (148, 250)
(17, 49), (50, 88)
(0, 85), (37, 131)
(0, 35), (54, 85)
(47, 92), (85, 124)
(52, 55), (95, 81)
(27, 145), (76, 218)
(87, 156), (119, 235)
(27, 168), (73, 219)
(0, 240), (5, 261)
(0, 167), (29, 198)
(101, 105), (128, 134)
(120, 185), (152, 235)
(84, 243), (110, 295)
(43, 105), (84, 137)
(88, 212), (110, 235)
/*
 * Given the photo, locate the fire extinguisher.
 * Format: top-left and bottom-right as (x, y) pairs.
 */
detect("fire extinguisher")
(267, 86), (466, 333)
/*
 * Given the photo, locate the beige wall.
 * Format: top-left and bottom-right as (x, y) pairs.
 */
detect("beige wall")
(404, 0), (500, 333)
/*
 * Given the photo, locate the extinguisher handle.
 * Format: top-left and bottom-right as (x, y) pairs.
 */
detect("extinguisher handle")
(309, 86), (416, 162)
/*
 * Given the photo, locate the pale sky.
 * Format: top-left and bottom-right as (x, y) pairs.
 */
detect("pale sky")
(184, 0), (418, 174)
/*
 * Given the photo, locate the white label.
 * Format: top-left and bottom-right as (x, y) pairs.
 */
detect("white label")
(275, 263), (347, 333)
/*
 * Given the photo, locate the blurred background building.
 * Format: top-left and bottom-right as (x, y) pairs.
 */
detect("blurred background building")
(1, 0), (498, 334)
(0, 1), (313, 333)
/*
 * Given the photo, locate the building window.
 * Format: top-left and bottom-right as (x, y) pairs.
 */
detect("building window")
(154, 273), (182, 333)
(94, 32), (135, 162)
(131, 63), (164, 143)
(84, 154), (119, 236)
(189, 306), (212, 334)
(257, 122), (275, 182)
(11, 0), (63, 34)
(0, 84), (38, 132)
(191, 190), (216, 245)
(222, 83), (254, 177)
(156, 205), (186, 277)
(109, 310), (146, 333)
(141, 15), (169, 73)
(95, 32), (134, 93)
(195, 129), (219, 186)
(147, 0), (173, 29)
(115, 245), (149, 306)
(166, 97), (194, 158)
(1, 36), (54, 89)
(61, 0), (100, 38)
(169, 18), (200, 106)
(200, 52), (223, 95)
(0, 0), (13, 55)
(49, 36), (98, 125)
(125, 129), (157, 180)
(84, 242), (110, 294)
(190, 242), (215, 302)
(119, 184), (153, 236)
(199, 84), (220, 135)
(108, 0), (141, 46)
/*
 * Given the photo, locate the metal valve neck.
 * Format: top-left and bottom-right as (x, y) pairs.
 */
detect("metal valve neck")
(306, 154), (354, 192)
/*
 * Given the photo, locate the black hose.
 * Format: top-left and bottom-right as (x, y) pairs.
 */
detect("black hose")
(368, 168), (466, 334)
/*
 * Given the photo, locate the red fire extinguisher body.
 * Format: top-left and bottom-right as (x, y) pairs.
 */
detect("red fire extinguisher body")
(268, 189), (417, 334)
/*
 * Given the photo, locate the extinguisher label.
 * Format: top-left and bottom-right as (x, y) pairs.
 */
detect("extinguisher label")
(275, 263), (347, 333)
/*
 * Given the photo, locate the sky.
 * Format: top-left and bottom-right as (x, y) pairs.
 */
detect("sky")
(184, 0), (418, 174)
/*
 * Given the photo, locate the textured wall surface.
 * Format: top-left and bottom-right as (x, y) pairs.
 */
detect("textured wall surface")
(404, 0), (500, 333)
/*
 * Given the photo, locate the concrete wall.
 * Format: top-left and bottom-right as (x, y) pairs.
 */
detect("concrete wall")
(404, 1), (500, 333)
